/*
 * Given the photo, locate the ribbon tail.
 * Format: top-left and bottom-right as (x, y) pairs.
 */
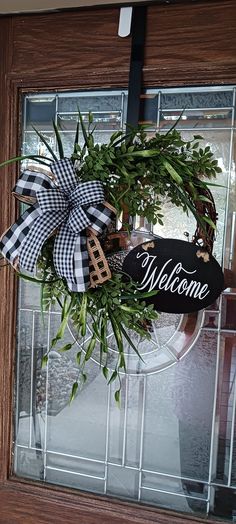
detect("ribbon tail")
(0, 205), (40, 266)
(54, 223), (89, 292)
(19, 210), (66, 273)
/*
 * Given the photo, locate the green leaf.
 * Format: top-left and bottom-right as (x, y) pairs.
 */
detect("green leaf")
(197, 195), (213, 204)
(108, 370), (118, 385)
(110, 130), (123, 144)
(163, 160), (183, 185)
(40, 282), (52, 314)
(165, 109), (186, 135)
(82, 373), (87, 383)
(52, 120), (64, 159)
(115, 389), (121, 407)
(18, 273), (58, 284)
(109, 311), (124, 354)
(59, 343), (73, 352)
(205, 182), (226, 188)
(41, 354), (48, 368)
(0, 154), (51, 168)
(76, 351), (82, 366)
(102, 366), (109, 380)
(119, 305), (140, 313)
(88, 111), (93, 124)
(32, 126), (58, 161)
(50, 296), (75, 349)
(78, 110), (89, 147)
(202, 216), (216, 229)
(79, 293), (87, 337)
(100, 315), (108, 354)
(119, 353), (126, 371)
(120, 290), (158, 300)
(85, 336), (96, 361)
(70, 381), (78, 403)
(120, 149), (160, 158)
(73, 122), (80, 155)
(119, 324), (145, 363)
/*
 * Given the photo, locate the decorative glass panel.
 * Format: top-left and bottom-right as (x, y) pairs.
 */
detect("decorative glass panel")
(14, 87), (236, 521)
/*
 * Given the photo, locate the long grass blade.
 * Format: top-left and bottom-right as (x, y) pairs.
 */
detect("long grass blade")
(52, 120), (64, 159)
(119, 323), (145, 362)
(17, 272), (59, 284)
(165, 108), (185, 135)
(73, 121), (80, 155)
(78, 110), (89, 147)
(32, 126), (58, 161)
(0, 154), (52, 169)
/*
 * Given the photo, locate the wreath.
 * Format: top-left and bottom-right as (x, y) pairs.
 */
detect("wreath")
(0, 113), (221, 402)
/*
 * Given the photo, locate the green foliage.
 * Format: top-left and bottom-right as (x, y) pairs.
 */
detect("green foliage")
(38, 247), (159, 393)
(0, 112), (222, 402)
(71, 123), (221, 227)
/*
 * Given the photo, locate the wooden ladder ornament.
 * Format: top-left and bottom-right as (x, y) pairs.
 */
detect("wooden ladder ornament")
(87, 229), (112, 288)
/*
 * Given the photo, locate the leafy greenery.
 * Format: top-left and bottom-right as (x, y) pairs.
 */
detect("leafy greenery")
(0, 112), (221, 403)
(37, 245), (158, 397)
(71, 115), (221, 230)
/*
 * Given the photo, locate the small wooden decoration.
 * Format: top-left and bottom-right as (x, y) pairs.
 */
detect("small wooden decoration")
(87, 229), (112, 287)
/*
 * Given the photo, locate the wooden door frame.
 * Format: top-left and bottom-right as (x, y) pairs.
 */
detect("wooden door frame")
(0, 2), (236, 522)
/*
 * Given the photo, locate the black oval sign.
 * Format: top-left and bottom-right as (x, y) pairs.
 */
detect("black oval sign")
(122, 238), (225, 313)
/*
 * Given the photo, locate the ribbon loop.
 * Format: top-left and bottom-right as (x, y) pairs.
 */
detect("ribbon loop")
(50, 158), (77, 194)
(13, 168), (54, 199)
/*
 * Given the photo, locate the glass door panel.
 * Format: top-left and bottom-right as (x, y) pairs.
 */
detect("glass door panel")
(15, 86), (236, 521)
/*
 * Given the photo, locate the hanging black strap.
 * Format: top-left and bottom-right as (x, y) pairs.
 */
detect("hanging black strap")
(126, 6), (147, 132)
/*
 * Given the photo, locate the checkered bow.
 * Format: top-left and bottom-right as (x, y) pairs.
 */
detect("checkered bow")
(0, 158), (115, 291)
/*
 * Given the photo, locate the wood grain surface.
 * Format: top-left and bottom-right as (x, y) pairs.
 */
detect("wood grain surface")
(144, 0), (236, 86)
(0, 481), (228, 524)
(0, 1), (236, 522)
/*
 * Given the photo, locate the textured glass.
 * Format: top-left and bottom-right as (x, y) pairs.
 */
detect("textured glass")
(161, 90), (233, 110)
(25, 96), (56, 130)
(14, 87), (236, 521)
(58, 93), (127, 113)
(160, 109), (232, 130)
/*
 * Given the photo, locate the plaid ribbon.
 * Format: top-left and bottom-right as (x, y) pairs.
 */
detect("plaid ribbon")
(0, 159), (115, 291)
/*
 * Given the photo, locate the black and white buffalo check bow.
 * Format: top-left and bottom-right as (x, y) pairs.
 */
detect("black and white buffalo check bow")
(0, 158), (115, 291)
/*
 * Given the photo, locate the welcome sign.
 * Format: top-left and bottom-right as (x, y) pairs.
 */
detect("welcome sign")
(122, 238), (225, 313)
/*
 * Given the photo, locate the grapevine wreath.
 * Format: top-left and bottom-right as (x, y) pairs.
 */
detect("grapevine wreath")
(0, 113), (222, 401)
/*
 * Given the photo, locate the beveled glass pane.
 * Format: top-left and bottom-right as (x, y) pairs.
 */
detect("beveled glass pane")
(160, 109), (232, 130)
(14, 87), (236, 522)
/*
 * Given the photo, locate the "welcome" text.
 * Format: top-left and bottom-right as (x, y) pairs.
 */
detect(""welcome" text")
(136, 251), (210, 300)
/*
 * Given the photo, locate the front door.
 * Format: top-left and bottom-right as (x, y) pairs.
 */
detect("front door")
(0, 2), (236, 523)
